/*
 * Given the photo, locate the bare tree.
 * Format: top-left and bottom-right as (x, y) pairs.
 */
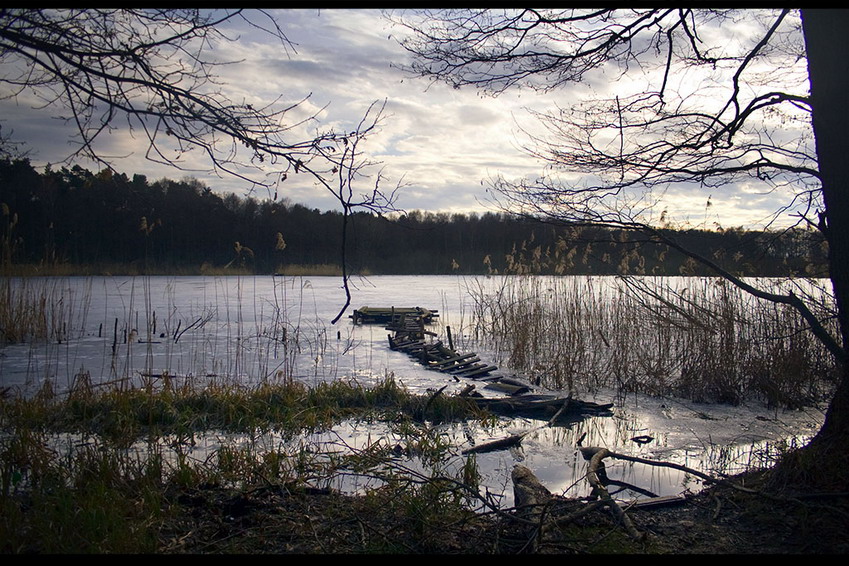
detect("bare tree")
(397, 8), (849, 489)
(0, 8), (400, 317)
(322, 98), (402, 323)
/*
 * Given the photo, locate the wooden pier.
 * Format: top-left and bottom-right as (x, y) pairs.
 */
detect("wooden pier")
(350, 306), (438, 326)
(353, 305), (614, 422)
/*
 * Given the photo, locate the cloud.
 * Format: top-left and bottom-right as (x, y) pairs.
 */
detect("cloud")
(0, 9), (816, 230)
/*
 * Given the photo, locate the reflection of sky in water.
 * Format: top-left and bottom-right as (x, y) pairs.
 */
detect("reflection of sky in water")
(2, 275), (826, 504)
(54, 404), (816, 510)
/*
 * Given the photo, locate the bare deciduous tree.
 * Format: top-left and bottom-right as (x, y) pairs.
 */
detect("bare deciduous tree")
(397, 8), (849, 489)
(0, 8), (401, 318)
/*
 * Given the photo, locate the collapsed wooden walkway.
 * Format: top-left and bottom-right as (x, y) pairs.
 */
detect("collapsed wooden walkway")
(362, 305), (614, 422)
(381, 305), (500, 380)
(389, 333), (500, 379)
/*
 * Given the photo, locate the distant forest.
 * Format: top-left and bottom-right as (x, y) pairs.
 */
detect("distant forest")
(0, 158), (829, 277)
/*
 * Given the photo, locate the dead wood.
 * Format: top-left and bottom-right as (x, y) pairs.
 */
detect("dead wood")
(462, 433), (526, 455)
(423, 384), (448, 414)
(512, 464), (553, 511)
(462, 399), (573, 455)
(585, 448), (644, 541)
(579, 446), (759, 495)
(471, 395), (612, 421)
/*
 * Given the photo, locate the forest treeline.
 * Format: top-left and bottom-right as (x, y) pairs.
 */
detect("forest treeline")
(0, 158), (829, 277)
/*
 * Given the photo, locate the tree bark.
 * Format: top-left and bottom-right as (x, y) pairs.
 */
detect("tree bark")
(801, 10), (849, 451)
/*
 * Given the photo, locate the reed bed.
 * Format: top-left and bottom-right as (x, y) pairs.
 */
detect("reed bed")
(0, 275), (338, 396)
(0, 276), (91, 344)
(466, 275), (838, 407)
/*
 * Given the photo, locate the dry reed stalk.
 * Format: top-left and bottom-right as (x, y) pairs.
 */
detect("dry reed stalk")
(465, 274), (836, 407)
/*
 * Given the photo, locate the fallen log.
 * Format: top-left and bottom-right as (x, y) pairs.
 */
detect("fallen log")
(578, 446), (759, 494)
(471, 395), (613, 421)
(462, 398), (573, 455)
(585, 448), (644, 541)
(463, 433), (526, 455)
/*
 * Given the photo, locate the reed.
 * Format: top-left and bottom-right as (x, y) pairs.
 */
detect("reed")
(1, 374), (480, 441)
(275, 263), (345, 276)
(0, 277), (91, 344)
(466, 274), (837, 407)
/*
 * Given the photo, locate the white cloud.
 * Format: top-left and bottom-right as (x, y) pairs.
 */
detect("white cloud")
(0, 9), (816, 229)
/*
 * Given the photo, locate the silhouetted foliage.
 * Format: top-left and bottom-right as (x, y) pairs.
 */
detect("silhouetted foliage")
(0, 158), (828, 276)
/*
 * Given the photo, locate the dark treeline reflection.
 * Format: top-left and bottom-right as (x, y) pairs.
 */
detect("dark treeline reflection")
(0, 159), (828, 276)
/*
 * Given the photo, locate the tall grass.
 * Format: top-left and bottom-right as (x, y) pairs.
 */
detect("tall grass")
(0, 275), (337, 396)
(467, 274), (837, 407)
(0, 277), (91, 344)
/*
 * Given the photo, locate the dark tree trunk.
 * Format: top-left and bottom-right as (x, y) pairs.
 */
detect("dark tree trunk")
(781, 10), (849, 488)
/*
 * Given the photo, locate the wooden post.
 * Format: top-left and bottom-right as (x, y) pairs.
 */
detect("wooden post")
(446, 325), (454, 351)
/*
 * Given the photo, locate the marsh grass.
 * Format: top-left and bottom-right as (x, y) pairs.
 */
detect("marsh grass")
(1, 373), (477, 442)
(0, 274), (336, 396)
(467, 274), (837, 407)
(0, 270), (825, 552)
(0, 376), (486, 553)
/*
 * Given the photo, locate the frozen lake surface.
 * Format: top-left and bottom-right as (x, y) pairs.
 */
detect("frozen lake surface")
(1, 275), (496, 394)
(0, 274), (827, 503)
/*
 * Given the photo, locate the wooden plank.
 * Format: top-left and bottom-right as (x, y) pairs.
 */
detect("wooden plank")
(389, 337), (417, 349)
(444, 359), (483, 374)
(430, 352), (477, 367)
(484, 381), (530, 395)
(396, 340), (425, 352)
(352, 306), (439, 325)
(454, 364), (498, 377)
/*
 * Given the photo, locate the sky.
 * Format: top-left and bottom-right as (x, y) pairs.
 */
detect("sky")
(0, 8), (815, 230)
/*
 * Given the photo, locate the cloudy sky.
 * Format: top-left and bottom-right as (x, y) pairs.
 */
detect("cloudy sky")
(1, 8), (814, 229)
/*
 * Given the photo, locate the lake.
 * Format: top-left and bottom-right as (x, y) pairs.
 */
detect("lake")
(1, 274), (507, 394)
(0, 274), (827, 504)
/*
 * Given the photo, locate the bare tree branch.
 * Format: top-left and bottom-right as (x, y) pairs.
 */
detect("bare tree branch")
(0, 9), (398, 206)
(1, 9), (403, 320)
(397, 7), (842, 363)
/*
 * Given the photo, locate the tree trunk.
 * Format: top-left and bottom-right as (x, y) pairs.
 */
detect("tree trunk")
(782, 10), (849, 488)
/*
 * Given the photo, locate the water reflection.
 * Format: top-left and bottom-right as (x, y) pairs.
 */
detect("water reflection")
(50, 407), (808, 511)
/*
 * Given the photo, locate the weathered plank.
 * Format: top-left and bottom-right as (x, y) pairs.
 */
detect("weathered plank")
(430, 352), (478, 367)
(442, 358), (483, 373)
(453, 364), (498, 378)
(352, 306), (438, 325)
